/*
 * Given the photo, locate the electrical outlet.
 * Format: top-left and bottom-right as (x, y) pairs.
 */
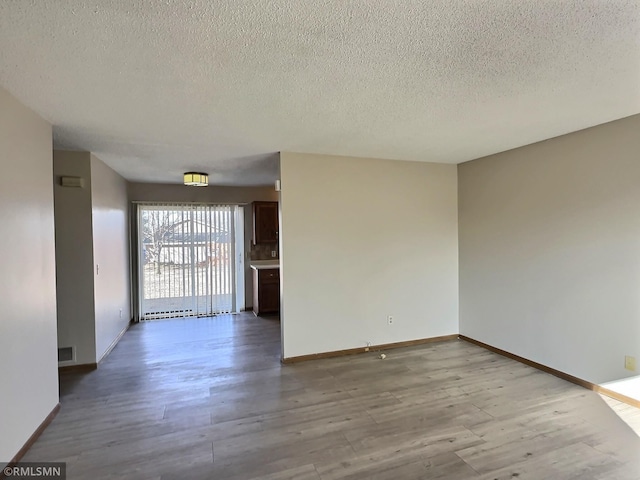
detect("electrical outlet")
(625, 356), (636, 372)
(387, 315), (394, 325)
(271, 250), (277, 257)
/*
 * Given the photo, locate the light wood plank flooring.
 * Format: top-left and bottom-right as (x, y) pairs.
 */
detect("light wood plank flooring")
(24, 313), (640, 479)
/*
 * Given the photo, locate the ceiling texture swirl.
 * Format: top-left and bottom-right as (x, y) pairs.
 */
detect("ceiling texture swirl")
(0, 1), (638, 185)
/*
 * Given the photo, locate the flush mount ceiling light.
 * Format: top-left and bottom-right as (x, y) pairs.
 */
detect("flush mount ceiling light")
(183, 172), (209, 187)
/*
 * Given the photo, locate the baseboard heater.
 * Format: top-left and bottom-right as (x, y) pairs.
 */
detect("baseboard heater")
(141, 309), (195, 320)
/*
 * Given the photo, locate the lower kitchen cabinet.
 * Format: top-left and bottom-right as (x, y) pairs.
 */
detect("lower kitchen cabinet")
(252, 268), (280, 315)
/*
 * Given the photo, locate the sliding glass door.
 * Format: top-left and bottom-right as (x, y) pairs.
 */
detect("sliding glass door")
(137, 203), (240, 319)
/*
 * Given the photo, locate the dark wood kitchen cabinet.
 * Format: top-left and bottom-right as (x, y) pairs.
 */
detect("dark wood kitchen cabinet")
(252, 268), (280, 315)
(252, 201), (278, 244)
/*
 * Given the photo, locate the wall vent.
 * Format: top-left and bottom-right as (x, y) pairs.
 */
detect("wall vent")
(59, 176), (84, 188)
(58, 346), (74, 362)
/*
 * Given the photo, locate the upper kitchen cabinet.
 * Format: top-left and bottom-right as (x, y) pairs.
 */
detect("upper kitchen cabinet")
(252, 201), (279, 244)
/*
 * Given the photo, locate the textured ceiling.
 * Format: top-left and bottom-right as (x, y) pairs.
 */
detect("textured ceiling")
(0, 1), (639, 185)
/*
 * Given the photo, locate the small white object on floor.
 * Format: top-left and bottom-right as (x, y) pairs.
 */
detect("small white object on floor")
(380, 353), (386, 359)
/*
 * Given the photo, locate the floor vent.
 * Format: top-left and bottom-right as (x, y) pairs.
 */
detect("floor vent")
(58, 346), (74, 362)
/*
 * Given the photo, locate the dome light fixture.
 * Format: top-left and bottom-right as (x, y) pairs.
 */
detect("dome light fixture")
(183, 172), (209, 187)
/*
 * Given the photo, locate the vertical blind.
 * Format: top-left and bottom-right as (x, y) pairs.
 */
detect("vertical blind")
(137, 203), (237, 319)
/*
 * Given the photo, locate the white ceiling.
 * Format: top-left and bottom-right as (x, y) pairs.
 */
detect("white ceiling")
(0, 1), (639, 186)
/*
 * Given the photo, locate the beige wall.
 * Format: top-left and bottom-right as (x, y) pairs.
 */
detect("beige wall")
(54, 151), (96, 364)
(54, 151), (130, 365)
(91, 155), (131, 361)
(0, 87), (59, 461)
(459, 114), (640, 384)
(129, 182), (279, 309)
(128, 182), (278, 205)
(279, 152), (459, 358)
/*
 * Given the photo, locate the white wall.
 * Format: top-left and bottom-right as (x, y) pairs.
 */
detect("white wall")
(459, 114), (640, 385)
(279, 152), (459, 358)
(53, 151), (96, 365)
(0, 87), (59, 461)
(91, 155), (131, 361)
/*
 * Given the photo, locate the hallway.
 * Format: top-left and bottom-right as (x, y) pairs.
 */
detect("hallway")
(23, 314), (640, 479)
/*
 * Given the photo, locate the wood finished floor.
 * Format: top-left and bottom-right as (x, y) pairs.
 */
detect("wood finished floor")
(24, 313), (640, 479)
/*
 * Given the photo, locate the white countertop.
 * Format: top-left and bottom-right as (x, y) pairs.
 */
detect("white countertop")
(250, 261), (280, 270)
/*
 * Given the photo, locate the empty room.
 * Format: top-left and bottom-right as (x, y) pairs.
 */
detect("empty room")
(1, 1), (639, 479)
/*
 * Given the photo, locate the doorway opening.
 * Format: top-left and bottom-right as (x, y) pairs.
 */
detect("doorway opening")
(136, 203), (244, 319)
